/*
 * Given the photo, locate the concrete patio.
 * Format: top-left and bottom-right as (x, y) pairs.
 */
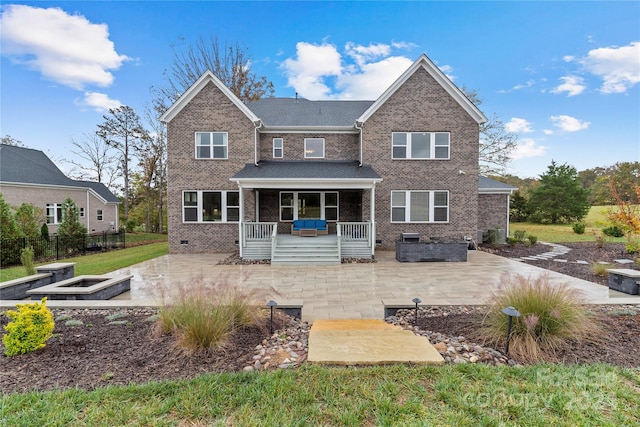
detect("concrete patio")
(5, 250), (637, 321)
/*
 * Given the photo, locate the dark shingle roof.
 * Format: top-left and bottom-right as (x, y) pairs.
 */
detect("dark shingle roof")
(0, 144), (119, 203)
(478, 176), (517, 191)
(232, 161), (381, 180)
(247, 98), (374, 127)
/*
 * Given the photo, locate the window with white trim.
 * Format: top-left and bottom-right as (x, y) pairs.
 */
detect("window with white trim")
(46, 203), (63, 224)
(392, 132), (450, 159)
(279, 191), (338, 221)
(97, 209), (103, 221)
(391, 190), (449, 222)
(195, 132), (228, 159)
(273, 138), (283, 158)
(182, 190), (240, 223)
(304, 138), (324, 159)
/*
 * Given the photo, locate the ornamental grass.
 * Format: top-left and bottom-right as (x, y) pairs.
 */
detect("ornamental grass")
(482, 273), (602, 363)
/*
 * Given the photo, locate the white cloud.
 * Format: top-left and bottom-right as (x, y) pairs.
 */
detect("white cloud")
(550, 115), (590, 132)
(580, 41), (640, 93)
(281, 41), (415, 99)
(505, 118), (533, 133)
(511, 138), (547, 159)
(0, 4), (129, 90)
(80, 92), (122, 112)
(551, 76), (586, 96)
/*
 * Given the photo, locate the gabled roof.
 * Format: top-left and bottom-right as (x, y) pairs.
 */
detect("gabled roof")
(478, 176), (517, 194)
(159, 70), (260, 124)
(357, 54), (488, 125)
(0, 144), (120, 203)
(247, 99), (373, 129)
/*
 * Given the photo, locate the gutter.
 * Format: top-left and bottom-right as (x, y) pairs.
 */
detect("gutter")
(253, 120), (262, 166)
(355, 121), (363, 167)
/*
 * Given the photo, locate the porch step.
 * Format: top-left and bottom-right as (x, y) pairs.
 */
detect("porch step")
(272, 235), (340, 265)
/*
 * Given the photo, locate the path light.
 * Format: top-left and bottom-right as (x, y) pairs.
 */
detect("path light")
(412, 298), (422, 325)
(267, 300), (278, 334)
(501, 306), (521, 355)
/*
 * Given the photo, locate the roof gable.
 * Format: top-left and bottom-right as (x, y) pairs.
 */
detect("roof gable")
(159, 70), (259, 124)
(357, 54), (487, 125)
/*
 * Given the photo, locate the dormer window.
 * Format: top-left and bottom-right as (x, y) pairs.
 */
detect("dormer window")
(273, 138), (283, 158)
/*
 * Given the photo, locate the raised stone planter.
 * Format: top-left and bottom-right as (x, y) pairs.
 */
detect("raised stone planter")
(27, 275), (132, 300)
(0, 273), (53, 300)
(36, 262), (75, 283)
(395, 241), (468, 262)
(606, 269), (640, 295)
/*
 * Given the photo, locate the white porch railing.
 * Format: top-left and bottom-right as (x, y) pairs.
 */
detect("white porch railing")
(242, 222), (276, 243)
(338, 222), (374, 258)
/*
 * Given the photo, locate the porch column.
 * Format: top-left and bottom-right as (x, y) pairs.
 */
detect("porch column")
(370, 185), (376, 256)
(238, 184), (244, 258)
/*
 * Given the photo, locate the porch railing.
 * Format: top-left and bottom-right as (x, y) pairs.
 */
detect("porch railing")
(338, 222), (371, 242)
(241, 221), (277, 248)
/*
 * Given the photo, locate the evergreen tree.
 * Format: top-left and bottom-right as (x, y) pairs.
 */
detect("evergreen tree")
(527, 161), (590, 224)
(0, 194), (20, 239)
(509, 191), (530, 222)
(14, 203), (44, 238)
(57, 198), (87, 254)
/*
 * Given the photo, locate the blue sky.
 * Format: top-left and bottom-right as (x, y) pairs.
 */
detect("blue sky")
(1, 1), (639, 179)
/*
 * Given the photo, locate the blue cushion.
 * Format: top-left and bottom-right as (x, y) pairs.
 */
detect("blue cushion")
(292, 220), (303, 230)
(315, 220), (327, 230)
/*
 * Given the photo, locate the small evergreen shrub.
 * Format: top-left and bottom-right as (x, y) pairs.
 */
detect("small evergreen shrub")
(40, 223), (49, 240)
(624, 240), (640, 254)
(602, 225), (624, 238)
(506, 237), (519, 246)
(526, 235), (538, 245)
(513, 230), (527, 242)
(572, 222), (586, 235)
(482, 274), (601, 363)
(3, 298), (55, 356)
(20, 246), (36, 276)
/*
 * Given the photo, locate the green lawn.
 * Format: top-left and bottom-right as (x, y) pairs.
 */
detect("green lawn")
(2, 364), (638, 426)
(0, 242), (167, 282)
(510, 205), (630, 243)
(124, 232), (168, 244)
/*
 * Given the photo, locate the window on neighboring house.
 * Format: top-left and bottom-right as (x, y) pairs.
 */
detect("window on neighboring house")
(390, 190), (449, 223)
(279, 191), (339, 221)
(79, 207), (85, 218)
(392, 132), (450, 159)
(195, 132), (228, 159)
(46, 203), (63, 224)
(182, 190), (240, 223)
(97, 210), (103, 221)
(304, 138), (325, 159)
(273, 138), (283, 158)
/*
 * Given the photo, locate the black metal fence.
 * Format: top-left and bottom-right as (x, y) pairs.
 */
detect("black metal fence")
(0, 231), (126, 267)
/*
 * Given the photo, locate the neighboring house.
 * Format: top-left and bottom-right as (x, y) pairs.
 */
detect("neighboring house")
(160, 54), (514, 262)
(0, 144), (120, 234)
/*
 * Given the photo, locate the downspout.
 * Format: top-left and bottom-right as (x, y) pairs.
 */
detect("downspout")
(355, 121), (363, 167)
(254, 120), (262, 166)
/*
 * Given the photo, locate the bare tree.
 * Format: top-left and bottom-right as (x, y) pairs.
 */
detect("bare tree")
(66, 133), (120, 190)
(154, 35), (274, 110)
(1, 135), (25, 146)
(97, 106), (151, 222)
(462, 88), (519, 176)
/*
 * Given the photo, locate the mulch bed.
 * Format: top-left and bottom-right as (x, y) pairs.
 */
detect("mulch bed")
(1, 241), (639, 394)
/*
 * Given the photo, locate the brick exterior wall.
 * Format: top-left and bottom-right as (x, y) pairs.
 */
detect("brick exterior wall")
(1, 183), (118, 234)
(166, 81), (256, 253)
(361, 68), (480, 249)
(478, 193), (509, 236)
(258, 133), (359, 161)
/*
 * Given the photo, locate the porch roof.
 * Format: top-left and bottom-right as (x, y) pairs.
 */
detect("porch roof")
(231, 161), (382, 189)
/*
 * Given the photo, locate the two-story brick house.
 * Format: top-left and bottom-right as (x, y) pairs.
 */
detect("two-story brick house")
(160, 54), (514, 263)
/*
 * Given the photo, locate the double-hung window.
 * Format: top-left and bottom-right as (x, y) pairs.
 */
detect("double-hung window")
(195, 132), (228, 159)
(304, 138), (324, 159)
(183, 190), (240, 223)
(97, 210), (103, 221)
(391, 190), (449, 223)
(273, 138), (283, 158)
(392, 132), (450, 159)
(46, 203), (63, 224)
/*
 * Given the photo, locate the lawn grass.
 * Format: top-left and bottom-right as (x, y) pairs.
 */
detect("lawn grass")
(0, 242), (168, 282)
(510, 205), (629, 243)
(124, 232), (168, 244)
(1, 364), (638, 426)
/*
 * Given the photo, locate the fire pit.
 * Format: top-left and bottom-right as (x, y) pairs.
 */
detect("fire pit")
(27, 275), (132, 300)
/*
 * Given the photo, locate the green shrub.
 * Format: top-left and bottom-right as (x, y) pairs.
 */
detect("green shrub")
(602, 225), (624, 238)
(506, 237), (519, 246)
(20, 246), (36, 276)
(624, 240), (640, 254)
(526, 235), (538, 245)
(156, 278), (261, 354)
(3, 298), (55, 356)
(513, 230), (527, 242)
(482, 274), (601, 363)
(40, 223), (49, 240)
(572, 222), (586, 234)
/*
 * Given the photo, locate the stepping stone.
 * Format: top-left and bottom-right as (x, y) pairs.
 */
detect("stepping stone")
(614, 259), (634, 264)
(553, 259), (568, 263)
(598, 261), (612, 265)
(576, 260), (589, 265)
(308, 319), (444, 366)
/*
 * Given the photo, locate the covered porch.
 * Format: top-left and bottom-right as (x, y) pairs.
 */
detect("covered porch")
(231, 161), (382, 263)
